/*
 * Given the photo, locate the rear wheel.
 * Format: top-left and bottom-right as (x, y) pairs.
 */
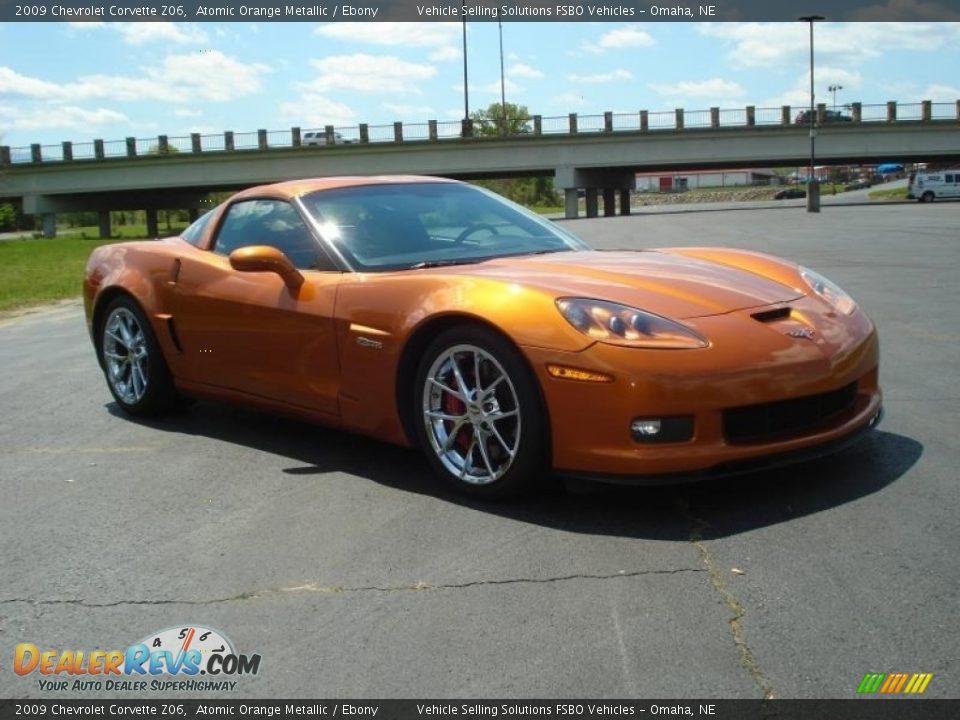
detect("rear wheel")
(414, 326), (545, 498)
(99, 296), (179, 417)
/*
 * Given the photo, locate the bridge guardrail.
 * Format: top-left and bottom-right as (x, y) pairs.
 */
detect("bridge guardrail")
(3, 101), (959, 166)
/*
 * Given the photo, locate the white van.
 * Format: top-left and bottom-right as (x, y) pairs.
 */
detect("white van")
(907, 170), (960, 202)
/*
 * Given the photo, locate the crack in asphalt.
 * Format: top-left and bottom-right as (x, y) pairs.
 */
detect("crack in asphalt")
(675, 495), (776, 700)
(0, 567), (704, 608)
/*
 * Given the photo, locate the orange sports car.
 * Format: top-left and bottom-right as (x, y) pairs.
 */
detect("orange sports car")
(84, 176), (882, 497)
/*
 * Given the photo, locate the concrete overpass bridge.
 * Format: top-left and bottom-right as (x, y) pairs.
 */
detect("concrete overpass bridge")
(2, 100), (958, 236)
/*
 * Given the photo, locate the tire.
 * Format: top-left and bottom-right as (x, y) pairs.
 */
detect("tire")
(921, 191), (935, 203)
(413, 326), (546, 498)
(98, 296), (180, 417)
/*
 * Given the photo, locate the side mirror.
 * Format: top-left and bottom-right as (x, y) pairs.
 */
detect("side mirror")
(229, 246), (304, 289)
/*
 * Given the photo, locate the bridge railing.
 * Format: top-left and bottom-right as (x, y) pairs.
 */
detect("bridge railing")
(3, 100), (959, 166)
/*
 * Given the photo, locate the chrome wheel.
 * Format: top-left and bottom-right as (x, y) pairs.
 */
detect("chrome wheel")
(102, 306), (149, 405)
(422, 343), (521, 485)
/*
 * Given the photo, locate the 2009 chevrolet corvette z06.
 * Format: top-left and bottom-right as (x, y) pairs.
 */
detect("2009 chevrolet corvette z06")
(84, 176), (882, 497)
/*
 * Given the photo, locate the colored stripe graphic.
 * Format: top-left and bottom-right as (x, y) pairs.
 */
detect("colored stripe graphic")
(857, 673), (885, 693)
(858, 672), (933, 694)
(883, 673), (911, 694)
(906, 673), (933, 694)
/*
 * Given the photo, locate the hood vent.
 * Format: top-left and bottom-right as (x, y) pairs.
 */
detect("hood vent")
(751, 307), (792, 323)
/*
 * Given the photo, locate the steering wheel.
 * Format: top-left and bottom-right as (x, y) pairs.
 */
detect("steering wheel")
(454, 223), (500, 244)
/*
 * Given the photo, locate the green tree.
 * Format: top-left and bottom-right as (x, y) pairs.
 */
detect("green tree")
(147, 142), (180, 155)
(0, 202), (18, 231)
(470, 101), (532, 137)
(468, 103), (558, 207)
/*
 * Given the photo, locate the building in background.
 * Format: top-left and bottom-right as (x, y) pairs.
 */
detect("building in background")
(635, 168), (783, 192)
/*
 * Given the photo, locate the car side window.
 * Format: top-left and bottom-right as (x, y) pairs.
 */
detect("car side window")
(180, 210), (215, 247)
(213, 199), (334, 271)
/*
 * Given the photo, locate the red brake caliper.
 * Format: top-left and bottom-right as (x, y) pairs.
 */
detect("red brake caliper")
(442, 377), (472, 451)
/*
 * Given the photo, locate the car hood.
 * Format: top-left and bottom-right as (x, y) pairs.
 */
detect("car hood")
(454, 250), (805, 319)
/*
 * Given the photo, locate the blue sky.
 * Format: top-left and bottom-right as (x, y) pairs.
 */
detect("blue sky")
(1, 21), (959, 149)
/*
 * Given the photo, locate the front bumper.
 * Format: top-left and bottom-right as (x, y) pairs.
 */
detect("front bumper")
(524, 299), (881, 482)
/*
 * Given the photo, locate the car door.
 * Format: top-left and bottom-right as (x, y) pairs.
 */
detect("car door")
(946, 173), (959, 198)
(169, 197), (342, 416)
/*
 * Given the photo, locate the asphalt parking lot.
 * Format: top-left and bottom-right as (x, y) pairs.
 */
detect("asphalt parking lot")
(1, 202), (957, 700)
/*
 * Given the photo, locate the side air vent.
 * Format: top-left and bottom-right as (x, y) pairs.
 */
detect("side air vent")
(165, 317), (184, 353)
(751, 307), (791, 323)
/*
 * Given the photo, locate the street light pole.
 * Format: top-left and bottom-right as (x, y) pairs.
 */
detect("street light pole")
(799, 15), (824, 213)
(828, 84), (843, 111)
(462, 19), (469, 122)
(498, 20), (507, 136)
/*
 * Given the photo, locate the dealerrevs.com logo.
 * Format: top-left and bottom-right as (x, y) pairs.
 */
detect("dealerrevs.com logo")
(14, 625), (261, 692)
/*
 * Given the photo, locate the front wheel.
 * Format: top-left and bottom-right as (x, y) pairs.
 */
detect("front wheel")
(99, 296), (179, 417)
(921, 191), (935, 203)
(414, 326), (546, 498)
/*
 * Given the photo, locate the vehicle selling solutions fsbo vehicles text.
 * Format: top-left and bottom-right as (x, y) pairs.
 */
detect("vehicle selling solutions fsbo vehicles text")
(415, 4), (715, 17)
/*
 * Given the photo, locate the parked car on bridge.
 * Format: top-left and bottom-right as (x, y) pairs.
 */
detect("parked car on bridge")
(303, 131), (353, 146)
(795, 110), (853, 125)
(83, 176), (882, 498)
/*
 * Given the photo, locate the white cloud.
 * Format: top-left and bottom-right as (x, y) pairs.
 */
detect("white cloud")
(429, 46), (460, 62)
(0, 67), (63, 98)
(314, 22), (460, 47)
(921, 83), (960, 101)
(66, 20), (208, 45)
(279, 94), (356, 128)
(173, 108), (203, 117)
(598, 25), (656, 49)
(567, 69), (633, 84)
(0, 52), (270, 104)
(302, 54), (436, 94)
(480, 79), (523, 95)
(551, 92), (586, 108)
(582, 25), (655, 54)
(382, 102), (435, 117)
(650, 78), (745, 97)
(699, 22), (960, 69)
(113, 22), (208, 46)
(151, 52), (270, 101)
(1, 105), (128, 131)
(761, 68), (863, 109)
(509, 63), (543, 80)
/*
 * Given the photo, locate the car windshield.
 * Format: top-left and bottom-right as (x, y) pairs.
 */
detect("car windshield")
(299, 182), (589, 271)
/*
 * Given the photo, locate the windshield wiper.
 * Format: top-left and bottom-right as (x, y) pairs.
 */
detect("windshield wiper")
(405, 258), (486, 270)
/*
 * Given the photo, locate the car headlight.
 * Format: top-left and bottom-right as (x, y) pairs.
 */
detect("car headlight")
(799, 267), (857, 315)
(556, 298), (708, 349)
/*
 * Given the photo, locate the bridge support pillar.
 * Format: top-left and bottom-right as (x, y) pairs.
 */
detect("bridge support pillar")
(42, 214), (56, 238)
(585, 189), (599, 218)
(806, 180), (821, 213)
(98, 211), (111, 239)
(556, 166), (636, 220)
(564, 189), (579, 219)
(602, 188), (616, 216)
(146, 209), (159, 238)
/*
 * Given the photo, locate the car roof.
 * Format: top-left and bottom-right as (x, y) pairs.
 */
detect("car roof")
(229, 175), (460, 201)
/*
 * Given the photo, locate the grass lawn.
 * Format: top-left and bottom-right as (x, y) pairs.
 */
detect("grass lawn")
(868, 186), (910, 201)
(0, 237), (114, 313)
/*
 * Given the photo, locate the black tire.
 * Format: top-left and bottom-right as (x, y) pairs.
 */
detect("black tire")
(98, 295), (180, 417)
(413, 325), (546, 498)
(921, 191), (935, 203)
